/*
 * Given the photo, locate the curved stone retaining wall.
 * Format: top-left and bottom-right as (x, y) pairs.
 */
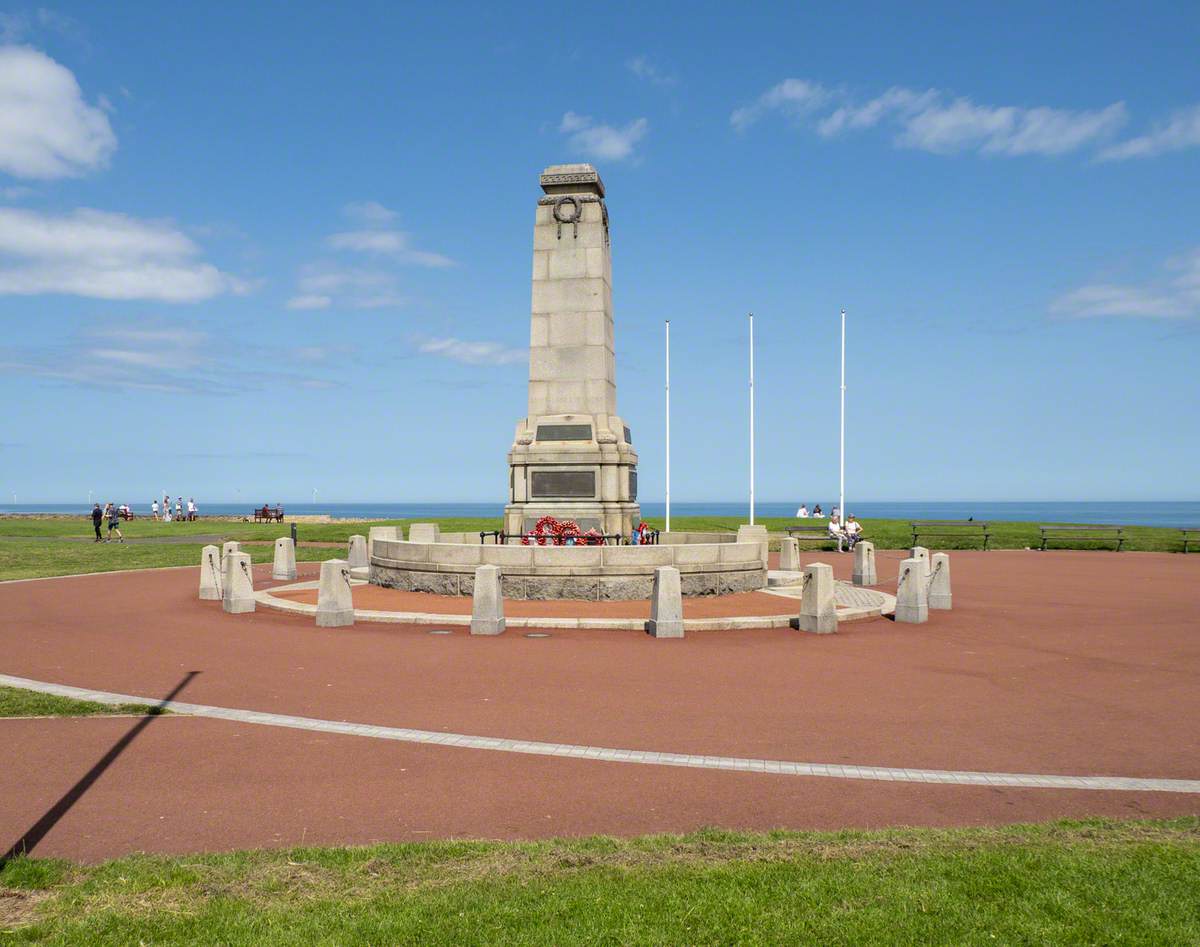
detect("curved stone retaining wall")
(370, 535), (766, 600)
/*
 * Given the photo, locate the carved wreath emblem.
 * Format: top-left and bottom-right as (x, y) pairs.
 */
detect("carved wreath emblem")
(552, 196), (581, 239)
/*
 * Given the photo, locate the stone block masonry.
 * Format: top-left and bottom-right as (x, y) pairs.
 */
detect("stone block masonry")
(797, 562), (837, 634)
(317, 559), (354, 628)
(199, 545), (222, 600)
(272, 537), (296, 581)
(470, 564), (506, 635)
(647, 566), (684, 638)
(853, 541), (877, 587)
(895, 557), (929, 623)
(222, 552), (255, 615)
(347, 535), (368, 569)
(505, 163), (639, 540)
(929, 552), (952, 609)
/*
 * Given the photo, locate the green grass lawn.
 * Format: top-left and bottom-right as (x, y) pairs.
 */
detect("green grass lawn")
(0, 516), (1192, 580)
(1, 819), (1197, 943)
(0, 686), (163, 718)
(0, 538), (345, 581)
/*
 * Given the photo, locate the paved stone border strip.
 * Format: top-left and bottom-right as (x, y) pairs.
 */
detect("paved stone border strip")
(254, 580), (891, 630)
(2, 674), (1196, 795)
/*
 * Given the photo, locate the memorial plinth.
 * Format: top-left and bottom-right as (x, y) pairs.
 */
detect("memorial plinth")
(504, 163), (640, 539)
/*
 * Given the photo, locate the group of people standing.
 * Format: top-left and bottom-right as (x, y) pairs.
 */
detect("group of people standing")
(152, 495), (198, 522)
(90, 503), (125, 543)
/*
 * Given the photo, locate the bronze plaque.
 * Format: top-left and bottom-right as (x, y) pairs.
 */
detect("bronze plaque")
(623, 425), (632, 444)
(629, 468), (637, 500)
(531, 470), (595, 498)
(536, 424), (593, 441)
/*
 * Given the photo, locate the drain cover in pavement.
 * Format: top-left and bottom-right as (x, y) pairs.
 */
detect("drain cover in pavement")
(427, 629), (453, 635)
(524, 632), (552, 638)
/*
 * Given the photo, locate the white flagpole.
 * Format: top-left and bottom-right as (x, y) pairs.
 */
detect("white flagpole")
(839, 308), (846, 522)
(665, 319), (671, 534)
(749, 312), (755, 526)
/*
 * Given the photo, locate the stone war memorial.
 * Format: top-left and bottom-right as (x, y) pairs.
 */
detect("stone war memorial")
(367, 164), (775, 600)
(506, 164), (640, 542)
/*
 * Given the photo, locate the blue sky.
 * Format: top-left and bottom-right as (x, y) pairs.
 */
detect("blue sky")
(1, 1), (1197, 505)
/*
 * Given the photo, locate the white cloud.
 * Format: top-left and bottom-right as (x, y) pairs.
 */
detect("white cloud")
(343, 200), (398, 224)
(326, 201), (453, 267)
(0, 322), (211, 392)
(0, 45), (116, 179)
(1097, 104), (1200, 161)
(730, 79), (831, 131)
(286, 293), (331, 310)
(0, 206), (250, 302)
(627, 55), (676, 87)
(327, 228), (453, 267)
(2, 322), (340, 393)
(734, 79), (1128, 157)
(559, 111), (649, 161)
(899, 100), (1127, 156)
(1050, 248), (1200, 319)
(289, 263), (406, 310)
(418, 337), (525, 366)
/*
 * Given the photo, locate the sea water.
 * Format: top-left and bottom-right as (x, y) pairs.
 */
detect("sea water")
(2, 501), (1197, 527)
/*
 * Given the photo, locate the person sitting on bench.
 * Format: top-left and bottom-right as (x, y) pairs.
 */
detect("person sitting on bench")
(844, 514), (862, 549)
(828, 514), (845, 550)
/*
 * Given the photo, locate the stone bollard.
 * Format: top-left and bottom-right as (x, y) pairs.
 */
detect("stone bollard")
(853, 541), (877, 587)
(895, 557), (928, 623)
(797, 562), (837, 634)
(647, 566), (685, 638)
(470, 564), (506, 635)
(408, 523), (441, 544)
(272, 536), (297, 581)
(347, 534), (368, 569)
(222, 552), (255, 614)
(220, 540), (241, 571)
(779, 537), (801, 573)
(199, 544), (223, 600)
(929, 552), (952, 610)
(367, 526), (398, 559)
(316, 559), (354, 627)
(909, 545), (931, 578)
(736, 524), (770, 567)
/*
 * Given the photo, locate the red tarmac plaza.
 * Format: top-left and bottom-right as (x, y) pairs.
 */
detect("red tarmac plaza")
(1, 549), (1197, 862)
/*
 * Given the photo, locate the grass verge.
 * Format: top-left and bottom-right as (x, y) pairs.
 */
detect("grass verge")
(0, 539), (344, 582)
(0, 685), (164, 718)
(1, 818), (1197, 943)
(0, 516), (1194, 577)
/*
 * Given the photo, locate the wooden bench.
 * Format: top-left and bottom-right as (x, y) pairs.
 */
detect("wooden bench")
(785, 526), (844, 552)
(1180, 528), (1199, 554)
(1040, 525), (1124, 551)
(118, 509), (135, 521)
(252, 506), (285, 523)
(910, 521), (991, 550)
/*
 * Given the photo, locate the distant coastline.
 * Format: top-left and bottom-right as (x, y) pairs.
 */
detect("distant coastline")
(2, 501), (1196, 528)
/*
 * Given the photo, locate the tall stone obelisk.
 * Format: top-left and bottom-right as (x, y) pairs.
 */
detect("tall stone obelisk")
(504, 164), (640, 538)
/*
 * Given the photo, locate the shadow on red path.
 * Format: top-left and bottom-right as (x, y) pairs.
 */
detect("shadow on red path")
(0, 671), (199, 866)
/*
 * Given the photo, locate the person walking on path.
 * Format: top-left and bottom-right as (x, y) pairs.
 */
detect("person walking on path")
(105, 503), (124, 543)
(151, 498), (159, 520)
(91, 503), (103, 542)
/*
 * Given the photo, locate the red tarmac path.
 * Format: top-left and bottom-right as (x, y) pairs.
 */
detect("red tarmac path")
(2, 551), (1198, 861)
